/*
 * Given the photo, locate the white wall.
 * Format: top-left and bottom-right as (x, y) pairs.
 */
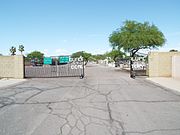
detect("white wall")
(172, 56), (180, 79)
(0, 55), (24, 79)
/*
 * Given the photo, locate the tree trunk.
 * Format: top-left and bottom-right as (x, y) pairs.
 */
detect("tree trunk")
(84, 60), (88, 65)
(130, 50), (136, 78)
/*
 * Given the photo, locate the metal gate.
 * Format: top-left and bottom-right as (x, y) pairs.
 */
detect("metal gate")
(25, 59), (84, 78)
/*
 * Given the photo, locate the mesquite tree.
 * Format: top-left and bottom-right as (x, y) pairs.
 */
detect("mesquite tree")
(109, 20), (166, 78)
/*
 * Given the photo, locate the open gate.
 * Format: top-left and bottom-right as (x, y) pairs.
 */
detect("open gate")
(25, 57), (84, 78)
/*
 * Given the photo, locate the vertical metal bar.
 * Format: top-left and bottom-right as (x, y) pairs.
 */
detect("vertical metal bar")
(82, 58), (85, 78)
(56, 65), (59, 77)
(130, 53), (135, 79)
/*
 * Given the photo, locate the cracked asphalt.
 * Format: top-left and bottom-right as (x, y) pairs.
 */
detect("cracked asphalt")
(0, 64), (180, 135)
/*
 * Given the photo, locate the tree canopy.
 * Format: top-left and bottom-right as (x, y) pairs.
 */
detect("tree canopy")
(169, 49), (178, 52)
(71, 51), (92, 65)
(106, 49), (125, 62)
(109, 20), (166, 57)
(92, 54), (106, 61)
(26, 51), (44, 61)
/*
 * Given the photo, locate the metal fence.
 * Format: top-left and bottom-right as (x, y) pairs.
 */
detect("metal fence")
(25, 61), (84, 78)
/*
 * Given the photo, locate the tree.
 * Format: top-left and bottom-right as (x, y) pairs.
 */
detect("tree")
(92, 54), (106, 61)
(18, 45), (25, 55)
(109, 20), (166, 56)
(106, 49), (125, 62)
(10, 46), (16, 55)
(169, 49), (178, 52)
(71, 51), (92, 65)
(109, 20), (166, 78)
(26, 51), (44, 62)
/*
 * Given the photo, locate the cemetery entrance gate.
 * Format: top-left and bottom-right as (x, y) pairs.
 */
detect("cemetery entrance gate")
(24, 56), (84, 78)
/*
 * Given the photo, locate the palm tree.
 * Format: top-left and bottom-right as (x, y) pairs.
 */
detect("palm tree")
(10, 46), (16, 55)
(18, 45), (24, 55)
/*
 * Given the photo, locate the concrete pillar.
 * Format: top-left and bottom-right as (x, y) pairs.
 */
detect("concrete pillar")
(172, 56), (180, 79)
(14, 55), (24, 79)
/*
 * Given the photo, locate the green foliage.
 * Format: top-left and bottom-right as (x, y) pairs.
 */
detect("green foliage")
(71, 51), (83, 58)
(106, 49), (125, 61)
(92, 54), (106, 61)
(26, 51), (44, 61)
(169, 49), (178, 52)
(109, 20), (166, 57)
(18, 45), (25, 54)
(71, 51), (92, 64)
(10, 46), (16, 55)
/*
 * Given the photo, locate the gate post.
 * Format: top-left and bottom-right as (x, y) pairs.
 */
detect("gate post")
(83, 59), (85, 77)
(81, 58), (85, 78)
(14, 55), (25, 79)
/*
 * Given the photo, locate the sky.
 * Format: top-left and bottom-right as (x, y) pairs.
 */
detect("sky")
(0, 0), (180, 56)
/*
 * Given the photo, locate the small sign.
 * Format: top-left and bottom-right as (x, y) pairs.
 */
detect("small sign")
(59, 56), (70, 63)
(44, 57), (52, 65)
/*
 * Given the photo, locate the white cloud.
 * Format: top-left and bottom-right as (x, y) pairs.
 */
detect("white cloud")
(54, 48), (71, 56)
(150, 45), (180, 52)
(88, 48), (112, 55)
(42, 49), (48, 56)
(63, 40), (67, 43)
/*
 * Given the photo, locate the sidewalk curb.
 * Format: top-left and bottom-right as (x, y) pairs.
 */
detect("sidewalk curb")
(146, 78), (180, 95)
(0, 79), (27, 89)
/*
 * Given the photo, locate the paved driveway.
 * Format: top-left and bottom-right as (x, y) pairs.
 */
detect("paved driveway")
(0, 64), (180, 135)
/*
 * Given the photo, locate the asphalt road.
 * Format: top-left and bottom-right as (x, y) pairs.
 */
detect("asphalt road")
(0, 64), (180, 135)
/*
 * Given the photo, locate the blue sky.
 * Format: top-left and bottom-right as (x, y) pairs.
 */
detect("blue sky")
(0, 0), (180, 56)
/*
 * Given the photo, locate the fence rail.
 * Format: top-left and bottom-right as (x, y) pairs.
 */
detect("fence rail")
(25, 62), (84, 78)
